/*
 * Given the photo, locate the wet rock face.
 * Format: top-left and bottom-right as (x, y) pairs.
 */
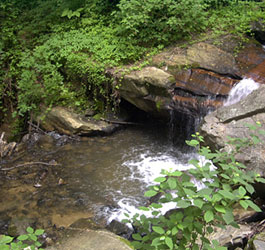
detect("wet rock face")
(111, 38), (265, 119)
(171, 68), (238, 116)
(200, 85), (265, 185)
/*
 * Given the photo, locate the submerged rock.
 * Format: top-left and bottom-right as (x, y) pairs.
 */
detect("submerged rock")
(106, 220), (133, 239)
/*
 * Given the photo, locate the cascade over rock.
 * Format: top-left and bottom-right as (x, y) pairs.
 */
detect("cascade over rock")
(200, 85), (265, 177)
(111, 38), (265, 118)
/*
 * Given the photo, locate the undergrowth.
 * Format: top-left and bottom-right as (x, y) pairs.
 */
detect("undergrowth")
(0, 0), (264, 133)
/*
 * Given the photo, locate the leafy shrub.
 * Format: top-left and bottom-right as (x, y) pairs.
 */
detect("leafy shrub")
(0, 227), (44, 250)
(208, 0), (265, 40)
(124, 124), (265, 250)
(0, 0), (264, 131)
(115, 0), (208, 45)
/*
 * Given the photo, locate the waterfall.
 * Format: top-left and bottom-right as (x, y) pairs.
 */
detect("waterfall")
(224, 78), (260, 106)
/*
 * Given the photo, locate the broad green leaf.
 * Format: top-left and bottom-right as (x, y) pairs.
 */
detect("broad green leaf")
(167, 178), (177, 189)
(222, 211), (234, 224)
(36, 241), (42, 247)
(152, 226), (165, 235)
(256, 177), (265, 184)
(212, 193), (222, 202)
(214, 205), (226, 214)
(150, 203), (162, 209)
(198, 188), (212, 197)
(35, 229), (44, 236)
(238, 186), (246, 197)
(17, 235), (28, 241)
(204, 210), (214, 223)
(26, 227), (34, 234)
(183, 188), (195, 197)
(220, 174), (230, 179)
(175, 212), (184, 221)
(61, 9), (69, 17)
(151, 237), (160, 246)
(131, 241), (142, 249)
(29, 234), (37, 241)
(182, 182), (195, 187)
(246, 200), (262, 212)
(0, 235), (13, 244)
(171, 170), (183, 177)
(218, 190), (235, 200)
(139, 206), (149, 211)
(239, 200), (248, 210)
(186, 139), (199, 147)
(154, 177), (166, 183)
(171, 227), (178, 235)
(132, 233), (142, 241)
(165, 237), (173, 249)
(144, 190), (158, 197)
(245, 184), (255, 194)
(177, 200), (190, 208)
(194, 199), (204, 209)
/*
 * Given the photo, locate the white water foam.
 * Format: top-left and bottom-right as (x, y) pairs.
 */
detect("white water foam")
(224, 78), (260, 106)
(108, 152), (211, 223)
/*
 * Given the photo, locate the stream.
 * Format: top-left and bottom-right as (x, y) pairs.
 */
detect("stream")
(0, 78), (260, 245)
(0, 123), (198, 240)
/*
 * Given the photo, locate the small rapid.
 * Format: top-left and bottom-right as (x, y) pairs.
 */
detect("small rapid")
(224, 78), (260, 106)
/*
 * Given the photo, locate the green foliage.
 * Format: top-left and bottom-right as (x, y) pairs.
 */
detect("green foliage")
(0, 227), (44, 250)
(126, 125), (265, 249)
(115, 0), (208, 45)
(0, 0), (264, 132)
(208, 1), (265, 41)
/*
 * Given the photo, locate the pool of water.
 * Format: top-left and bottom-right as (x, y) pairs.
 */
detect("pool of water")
(0, 124), (197, 240)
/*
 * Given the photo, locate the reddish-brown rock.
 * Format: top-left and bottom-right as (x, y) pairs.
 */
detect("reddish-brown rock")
(175, 69), (238, 96)
(245, 60), (265, 84)
(236, 44), (265, 76)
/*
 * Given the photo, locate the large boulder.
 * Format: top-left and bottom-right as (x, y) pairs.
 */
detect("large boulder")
(200, 85), (265, 177)
(111, 38), (265, 119)
(37, 107), (120, 136)
(115, 67), (175, 118)
(47, 229), (133, 250)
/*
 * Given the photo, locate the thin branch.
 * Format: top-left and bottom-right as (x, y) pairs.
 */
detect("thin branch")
(1, 161), (60, 171)
(27, 121), (48, 135)
(100, 117), (141, 125)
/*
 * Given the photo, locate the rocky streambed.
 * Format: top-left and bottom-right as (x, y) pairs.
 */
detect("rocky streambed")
(1, 34), (265, 249)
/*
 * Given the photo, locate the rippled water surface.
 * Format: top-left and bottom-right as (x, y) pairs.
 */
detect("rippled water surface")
(0, 125), (196, 240)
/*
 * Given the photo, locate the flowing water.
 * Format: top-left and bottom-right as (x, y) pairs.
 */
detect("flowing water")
(0, 124), (199, 238)
(0, 77), (260, 244)
(224, 78), (260, 106)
